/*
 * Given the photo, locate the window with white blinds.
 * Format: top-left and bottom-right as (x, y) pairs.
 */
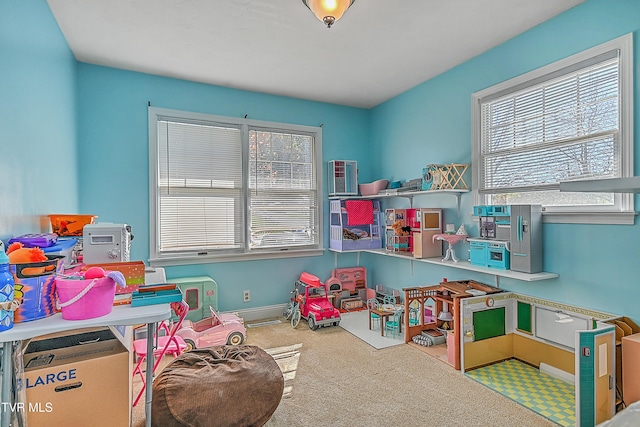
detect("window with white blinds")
(472, 34), (633, 223)
(149, 108), (322, 263)
(248, 129), (317, 250)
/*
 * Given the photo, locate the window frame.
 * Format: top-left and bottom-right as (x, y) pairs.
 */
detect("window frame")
(148, 107), (324, 266)
(471, 33), (634, 225)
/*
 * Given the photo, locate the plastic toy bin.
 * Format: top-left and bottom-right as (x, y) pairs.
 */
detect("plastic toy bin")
(56, 276), (117, 320)
(48, 214), (97, 236)
(11, 255), (63, 323)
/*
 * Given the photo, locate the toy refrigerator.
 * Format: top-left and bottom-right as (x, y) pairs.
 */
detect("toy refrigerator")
(412, 208), (443, 259)
(509, 205), (542, 273)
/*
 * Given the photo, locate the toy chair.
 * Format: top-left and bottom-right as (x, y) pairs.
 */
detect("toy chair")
(366, 298), (380, 329)
(385, 308), (403, 338)
(132, 300), (189, 406)
(383, 294), (396, 306)
(409, 307), (420, 326)
(409, 301), (421, 326)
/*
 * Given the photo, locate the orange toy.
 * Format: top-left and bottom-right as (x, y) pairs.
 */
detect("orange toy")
(391, 220), (410, 236)
(6, 242), (53, 276)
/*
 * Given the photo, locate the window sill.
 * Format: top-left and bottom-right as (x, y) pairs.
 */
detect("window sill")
(542, 211), (637, 225)
(149, 248), (325, 267)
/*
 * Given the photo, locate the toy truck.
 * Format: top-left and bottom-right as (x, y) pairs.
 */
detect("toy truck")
(283, 272), (341, 330)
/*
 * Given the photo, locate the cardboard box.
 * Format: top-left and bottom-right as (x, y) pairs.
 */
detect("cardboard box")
(23, 327), (131, 427)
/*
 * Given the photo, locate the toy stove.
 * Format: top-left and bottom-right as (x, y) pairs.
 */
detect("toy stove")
(472, 204), (543, 273)
(469, 238), (510, 270)
(330, 267), (368, 308)
(326, 278), (342, 292)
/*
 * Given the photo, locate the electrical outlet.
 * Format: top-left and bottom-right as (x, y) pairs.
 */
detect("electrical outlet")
(243, 290), (250, 302)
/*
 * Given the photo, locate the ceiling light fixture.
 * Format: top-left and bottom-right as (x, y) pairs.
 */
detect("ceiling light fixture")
(302, 0), (355, 28)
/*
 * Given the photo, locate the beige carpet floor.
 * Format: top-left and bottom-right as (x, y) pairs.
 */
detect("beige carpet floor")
(132, 319), (557, 427)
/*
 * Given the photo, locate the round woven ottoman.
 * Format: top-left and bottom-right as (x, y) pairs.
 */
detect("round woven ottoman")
(152, 345), (284, 427)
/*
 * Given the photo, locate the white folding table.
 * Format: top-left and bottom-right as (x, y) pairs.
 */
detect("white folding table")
(0, 303), (171, 427)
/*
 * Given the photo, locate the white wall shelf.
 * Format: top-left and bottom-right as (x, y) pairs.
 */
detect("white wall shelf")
(329, 247), (558, 286)
(559, 177), (640, 193)
(329, 189), (469, 214)
(327, 188), (559, 285)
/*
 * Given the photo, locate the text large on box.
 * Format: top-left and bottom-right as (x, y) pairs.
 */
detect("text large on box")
(23, 327), (131, 427)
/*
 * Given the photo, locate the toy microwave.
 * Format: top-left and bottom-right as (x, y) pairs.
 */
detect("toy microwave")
(83, 223), (133, 264)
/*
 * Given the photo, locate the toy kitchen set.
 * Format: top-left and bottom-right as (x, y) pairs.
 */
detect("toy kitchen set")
(469, 204), (542, 273)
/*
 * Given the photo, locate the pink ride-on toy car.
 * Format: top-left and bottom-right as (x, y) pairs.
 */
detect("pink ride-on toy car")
(283, 272), (341, 330)
(175, 306), (247, 351)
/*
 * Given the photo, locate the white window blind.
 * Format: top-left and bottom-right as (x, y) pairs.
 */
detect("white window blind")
(473, 34), (633, 223)
(481, 55), (619, 201)
(157, 119), (243, 253)
(149, 107), (322, 263)
(249, 129), (318, 249)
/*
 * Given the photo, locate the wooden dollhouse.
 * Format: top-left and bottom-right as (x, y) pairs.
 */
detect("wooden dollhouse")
(401, 280), (503, 370)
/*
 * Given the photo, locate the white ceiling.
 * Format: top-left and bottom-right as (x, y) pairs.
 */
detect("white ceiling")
(47, 0), (584, 108)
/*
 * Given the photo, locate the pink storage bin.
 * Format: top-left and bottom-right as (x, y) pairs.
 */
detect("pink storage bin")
(359, 179), (388, 196)
(56, 276), (116, 320)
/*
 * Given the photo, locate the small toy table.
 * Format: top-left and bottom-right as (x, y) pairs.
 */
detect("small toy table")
(432, 233), (468, 262)
(369, 307), (402, 337)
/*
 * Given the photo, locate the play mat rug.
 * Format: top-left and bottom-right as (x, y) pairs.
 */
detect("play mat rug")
(338, 310), (404, 350)
(465, 358), (575, 427)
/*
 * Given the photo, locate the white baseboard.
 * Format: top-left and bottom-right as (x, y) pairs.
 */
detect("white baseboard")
(234, 304), (287, 323)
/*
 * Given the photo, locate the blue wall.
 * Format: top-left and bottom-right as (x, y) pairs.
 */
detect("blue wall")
(0, 0), (78, 238)
(3, 0), (640, 321)
(75, 64), (371, 311)
(370, 0), (640, 321)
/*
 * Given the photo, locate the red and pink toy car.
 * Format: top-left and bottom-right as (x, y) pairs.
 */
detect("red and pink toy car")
(283, 272), (341, 330)
(175, 307), (246, 351)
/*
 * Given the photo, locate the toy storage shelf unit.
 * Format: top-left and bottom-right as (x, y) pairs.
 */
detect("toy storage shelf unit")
(329, 199), (382, 251)
(328, 160), (358, 197)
